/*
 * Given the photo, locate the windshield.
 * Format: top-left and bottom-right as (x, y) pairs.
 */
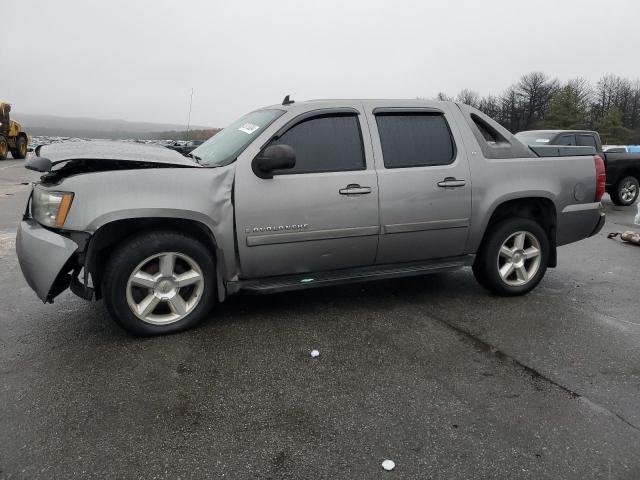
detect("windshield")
(515, 132), (555, 146)
(191, 109), (285, 167)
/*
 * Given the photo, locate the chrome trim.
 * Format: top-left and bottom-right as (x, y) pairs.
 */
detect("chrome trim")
(246, 225), (380, 247)
(561, 202), (601, 213)
(383, 218), (469, 234)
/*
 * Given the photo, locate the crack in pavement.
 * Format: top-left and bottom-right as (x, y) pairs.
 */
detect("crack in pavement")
(394, 292), (640, 434)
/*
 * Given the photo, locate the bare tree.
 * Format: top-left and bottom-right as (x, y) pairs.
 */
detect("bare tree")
(566, 77), (593, 107)
(425, 72), (640, 140)
(515, 72), (559, 129)
(477, 94), (501, 121)
(499, 86), (522, 132)
(435, 92), (453, 101)
(456, 89), (480, 108)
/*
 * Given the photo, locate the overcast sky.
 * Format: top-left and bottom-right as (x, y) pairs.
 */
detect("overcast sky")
(2, 0), (639, 127)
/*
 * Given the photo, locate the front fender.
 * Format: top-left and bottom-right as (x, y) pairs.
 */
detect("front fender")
(57, 165), (238, 288)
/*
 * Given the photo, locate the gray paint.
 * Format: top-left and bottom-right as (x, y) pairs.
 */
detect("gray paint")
(362, 100), (473, 264)
(41, 140), (199, 168)
(246, 226), (380, 247)
(16, 220), (78, 301)
(383, 219), (469, 234)
(16, 99), (603, 303)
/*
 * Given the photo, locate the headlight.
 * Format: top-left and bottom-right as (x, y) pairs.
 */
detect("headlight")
(31, 187), (74, 228)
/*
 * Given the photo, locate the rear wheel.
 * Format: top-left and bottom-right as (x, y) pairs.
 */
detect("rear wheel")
(473, 218), (549, 296)
(610, 176), (639, 206)
(102, 231), (216, 336)
(10, 135), (27, 159)
(0, 136), (7, 160)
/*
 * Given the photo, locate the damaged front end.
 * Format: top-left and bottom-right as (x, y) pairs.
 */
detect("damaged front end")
(17, 140), (202, 303)
(16, 218), (89, 303)
(16, 189), (92, 303)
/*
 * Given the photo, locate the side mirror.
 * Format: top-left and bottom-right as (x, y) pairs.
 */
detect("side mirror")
(252, 144), (296, 179)
(25, 155), (52, 173)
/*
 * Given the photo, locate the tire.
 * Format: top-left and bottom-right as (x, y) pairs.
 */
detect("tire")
(10, 135), (27, 159)
(101, 230), (216, 336)
(610, 176), (639, 206)
(0, 136), (7, 160)
(473, 218), (549, 296)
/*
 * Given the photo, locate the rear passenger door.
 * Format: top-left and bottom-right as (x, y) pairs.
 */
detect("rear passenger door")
(364, 102), (472, 264)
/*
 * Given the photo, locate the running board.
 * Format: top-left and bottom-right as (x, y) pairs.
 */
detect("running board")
(229, 255), (474, 295)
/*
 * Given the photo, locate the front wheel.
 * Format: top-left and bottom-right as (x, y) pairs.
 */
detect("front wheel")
(473, 218), (549, 296)
(610, 176), (639, 206)
(102, 231), (216, 335)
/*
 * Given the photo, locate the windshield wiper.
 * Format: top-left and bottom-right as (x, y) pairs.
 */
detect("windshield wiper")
(187, 153), (202, 165)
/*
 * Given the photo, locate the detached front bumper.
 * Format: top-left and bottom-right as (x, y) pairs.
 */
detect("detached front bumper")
(16, 219), (79, 302)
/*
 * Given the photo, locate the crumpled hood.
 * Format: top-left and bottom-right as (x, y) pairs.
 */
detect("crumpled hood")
(32, 140), (202, 182)
(39, 140), (201, 167)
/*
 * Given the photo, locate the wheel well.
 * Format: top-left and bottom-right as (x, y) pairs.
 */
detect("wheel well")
(86, 217), (217, 299)
(617, 169), (640, 184)
(485, 197), (557, 267)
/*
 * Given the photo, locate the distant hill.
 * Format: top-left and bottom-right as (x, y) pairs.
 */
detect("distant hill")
(12, 113), (214, 140)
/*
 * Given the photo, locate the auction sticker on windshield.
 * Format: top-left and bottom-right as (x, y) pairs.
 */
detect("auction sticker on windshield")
(238, 123), (260, 134)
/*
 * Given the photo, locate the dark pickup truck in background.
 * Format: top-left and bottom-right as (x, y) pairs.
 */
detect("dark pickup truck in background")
(516, 130), (640, 206)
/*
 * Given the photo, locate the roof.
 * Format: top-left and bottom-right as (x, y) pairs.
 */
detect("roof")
(262, 98), (459, 112)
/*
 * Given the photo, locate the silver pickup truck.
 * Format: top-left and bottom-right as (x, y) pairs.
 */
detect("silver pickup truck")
(16, 99), (606, 335)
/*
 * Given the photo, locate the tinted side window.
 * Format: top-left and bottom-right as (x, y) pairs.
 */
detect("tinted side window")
(375, 113), (455, 168)
(270, 115), (364, 174)
(557, 135), (576, 146)
(577, 134), (597, 148)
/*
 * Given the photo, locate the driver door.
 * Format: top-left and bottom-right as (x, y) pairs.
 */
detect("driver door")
(234, 105), (380, 278)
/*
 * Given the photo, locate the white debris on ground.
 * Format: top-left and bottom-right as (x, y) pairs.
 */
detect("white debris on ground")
(310, 349), (320, 358)
(381, 459), (395, 471)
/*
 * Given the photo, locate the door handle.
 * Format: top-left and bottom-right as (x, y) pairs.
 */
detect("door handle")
(437, 177), (466, 188)
(339, 184), (372, 195)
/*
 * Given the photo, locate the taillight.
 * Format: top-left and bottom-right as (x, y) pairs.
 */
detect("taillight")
(594, 155), (606, 202)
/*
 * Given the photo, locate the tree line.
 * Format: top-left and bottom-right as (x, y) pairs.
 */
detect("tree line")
(148, 128), (222, 141)
(435, 72), (640, 144)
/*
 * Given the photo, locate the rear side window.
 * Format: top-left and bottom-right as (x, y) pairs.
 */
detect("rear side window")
(557, 135), (576, 146)
(269, 114), (365, 174)
(577, 134), (597, 148)
(375, 113), (455, 168)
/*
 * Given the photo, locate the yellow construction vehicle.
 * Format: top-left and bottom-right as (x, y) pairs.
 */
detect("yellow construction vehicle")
(0, 102), (30, 160)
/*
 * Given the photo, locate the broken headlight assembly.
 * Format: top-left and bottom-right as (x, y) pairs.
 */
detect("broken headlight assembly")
(31, 187), (74, 228)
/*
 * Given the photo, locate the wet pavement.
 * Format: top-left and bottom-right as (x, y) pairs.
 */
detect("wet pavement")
(1, 157), (639, 479)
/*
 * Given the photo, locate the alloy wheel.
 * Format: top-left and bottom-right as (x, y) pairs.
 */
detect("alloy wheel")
(496, 231), (542, 287)
(126, 252), (205, 325)
(621, 180), (638, 203)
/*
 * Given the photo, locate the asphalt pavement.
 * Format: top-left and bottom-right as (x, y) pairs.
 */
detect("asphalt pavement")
(1, 156), (640, 479)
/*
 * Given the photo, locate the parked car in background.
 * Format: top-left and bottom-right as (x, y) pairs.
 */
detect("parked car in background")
(603, 145), (628, 153)
(516, 130), (640, 206)
(604, 145), (640, 154)
(17, 99), (605, 335)
(165, 140), (203, 156)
